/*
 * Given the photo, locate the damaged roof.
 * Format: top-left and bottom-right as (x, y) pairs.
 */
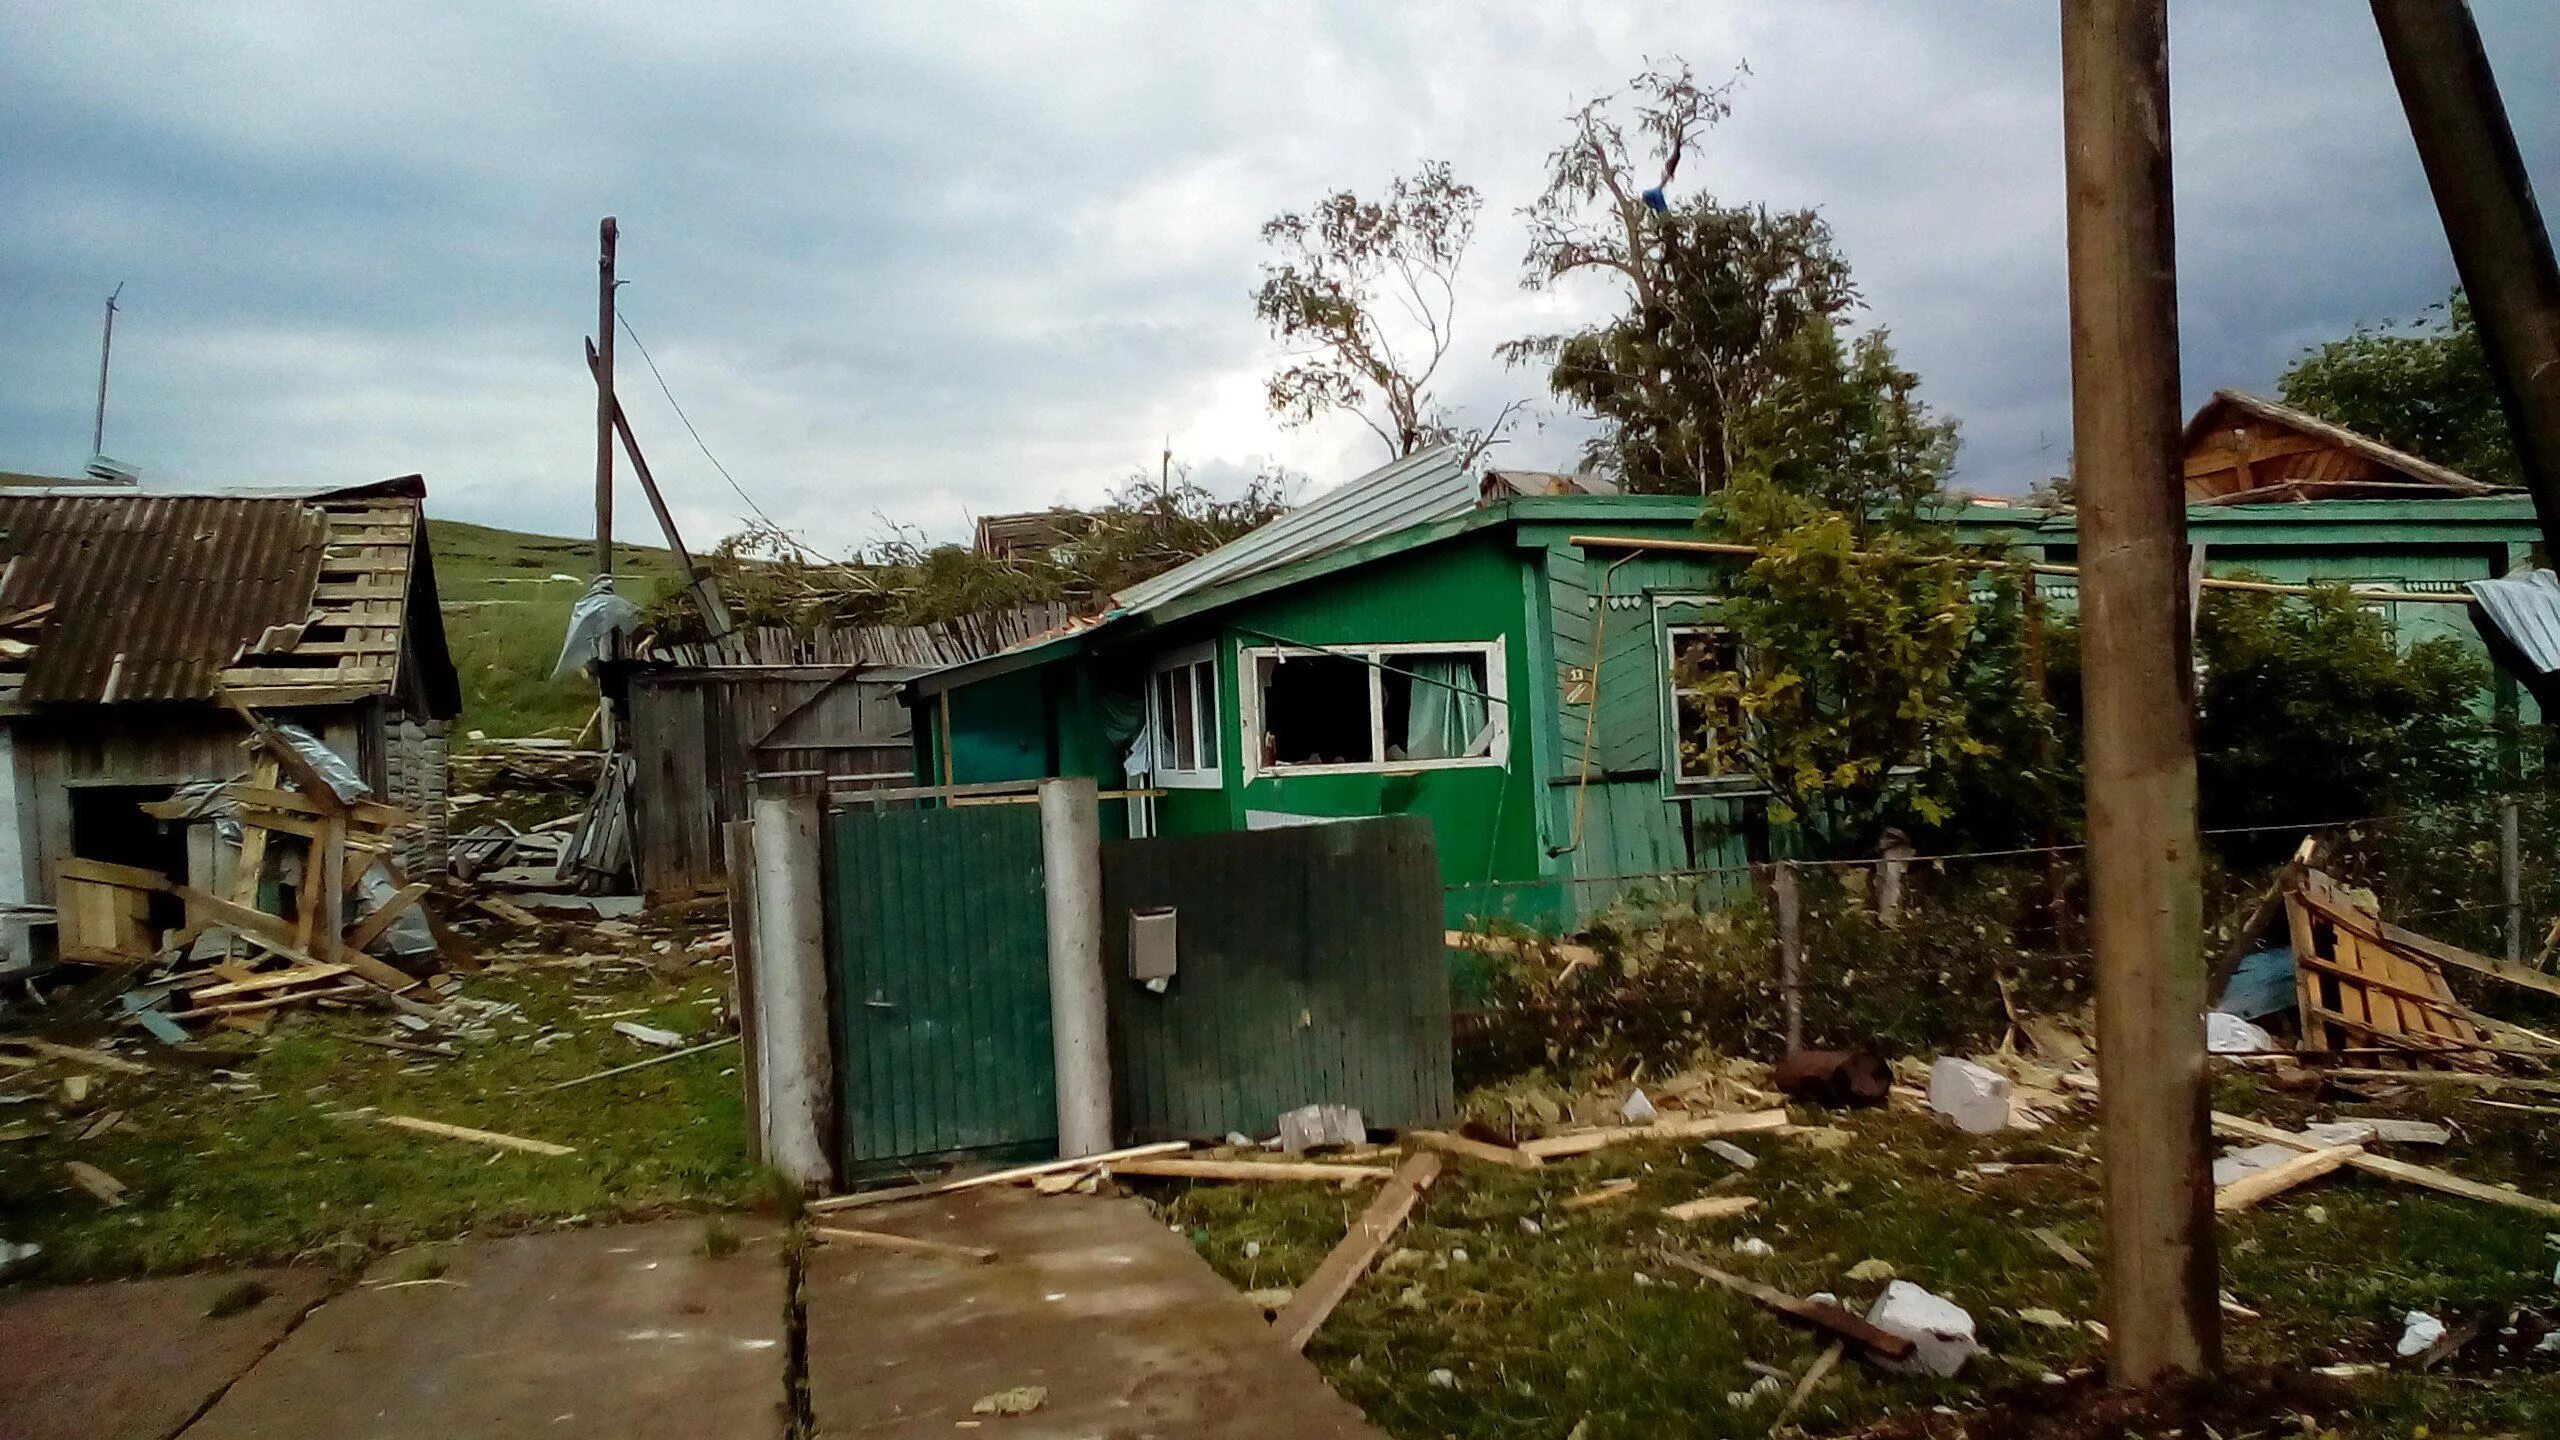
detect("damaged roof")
(0, 477), (454, 710)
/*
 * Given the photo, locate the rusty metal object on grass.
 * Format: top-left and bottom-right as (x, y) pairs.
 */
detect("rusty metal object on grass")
(1771, 1049), (1892, 1108)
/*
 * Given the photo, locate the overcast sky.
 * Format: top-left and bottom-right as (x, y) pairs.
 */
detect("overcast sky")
(3, 2), (2554, 553)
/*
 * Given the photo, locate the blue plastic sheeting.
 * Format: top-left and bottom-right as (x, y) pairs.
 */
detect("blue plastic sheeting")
(2216, 945), (2297, 1021)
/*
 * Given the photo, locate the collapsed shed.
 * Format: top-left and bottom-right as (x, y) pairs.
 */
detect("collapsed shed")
(0, 475), (459, 973)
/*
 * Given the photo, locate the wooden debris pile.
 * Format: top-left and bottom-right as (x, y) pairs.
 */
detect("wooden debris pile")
(450, 738), (603, 795)
(54, 694), (458, 1036)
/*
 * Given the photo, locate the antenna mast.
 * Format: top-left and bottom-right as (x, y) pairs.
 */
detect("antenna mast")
(91, 283), (123, 457)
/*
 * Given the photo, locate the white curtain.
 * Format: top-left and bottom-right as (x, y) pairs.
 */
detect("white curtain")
(1403, 658), (1492, 760)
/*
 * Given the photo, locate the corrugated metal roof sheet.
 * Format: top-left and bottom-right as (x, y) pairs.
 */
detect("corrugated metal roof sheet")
(2469, 570), (2560, 673)
(1111, 444), (1475, 614)
(0, 496), (330, 703)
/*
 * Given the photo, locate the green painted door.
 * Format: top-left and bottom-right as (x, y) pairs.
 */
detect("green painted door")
(824, 804), (1056, 1177)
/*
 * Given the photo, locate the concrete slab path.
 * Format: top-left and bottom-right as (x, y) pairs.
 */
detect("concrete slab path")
(804, 1188), (1383, 1440)
(181, 1217), (786, 1440)
(0, 1266), (333, 1440)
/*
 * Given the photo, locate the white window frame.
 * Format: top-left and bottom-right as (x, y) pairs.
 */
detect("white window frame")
(1239, 638), (1508, 782)
(1145, 644), (1223, 791)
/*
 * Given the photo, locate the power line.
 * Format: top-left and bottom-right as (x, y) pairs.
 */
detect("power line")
(610, 305), (810, 552)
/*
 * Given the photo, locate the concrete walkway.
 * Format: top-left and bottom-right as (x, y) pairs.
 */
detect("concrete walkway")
(805, 1188), (1381, 1439)
(0, 1195), (1383, 1439)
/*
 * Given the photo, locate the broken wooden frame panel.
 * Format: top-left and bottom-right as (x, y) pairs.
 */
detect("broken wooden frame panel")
(2286, 871), (2491, 1069)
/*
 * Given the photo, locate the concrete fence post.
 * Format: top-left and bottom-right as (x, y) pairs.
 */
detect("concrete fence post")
(749, 774), (835, 1191)
(1040, 776), (1114, 1157)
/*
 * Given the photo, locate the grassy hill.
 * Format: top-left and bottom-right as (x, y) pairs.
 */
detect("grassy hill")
(431, 519), (687, 739)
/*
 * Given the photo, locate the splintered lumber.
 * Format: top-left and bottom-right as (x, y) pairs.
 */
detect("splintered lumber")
(1560, 1178), (1640, 1210)
(0, 1038), (150, 1075)
(1518, 1108), (1792, 1161)
(1661, 1195), (1759, 1224)
(2031, 1226), (2095, 1270)
(1270, 1152), (1443, 1352)
(2320, 1068), (2560, 1095)
(186, 963), (352, 1003)
(1408, 1129), (1543, 1170)
(1651, 1248), (1916, 1360)
(1107, 1157), (1393, 1184)
(2215, 1144), (2365, 1214)
(343, 883), (431, 955)
(808, 1141), (1193, 1213)
(2210, 1111), (2560, 1219)
(2287, 884), (2488, 1067)
(64, 1161), (128, 1207)
(814, 1225), (997, 1263)
(373, 1114), (575, 1157)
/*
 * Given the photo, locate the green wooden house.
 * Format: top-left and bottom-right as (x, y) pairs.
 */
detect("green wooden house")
(909, 420), (2540, 931)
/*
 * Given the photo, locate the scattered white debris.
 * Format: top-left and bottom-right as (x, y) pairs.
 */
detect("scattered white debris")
(1620, 1088), (1657, 1124)
(1425, 1368), (1458, 1389)
(0, 1239), (37, 1277)
(971, 1386), (1047, 1416)
(1632, 1271), (1655, 1288)
(2302, 1121), (2381, 1148)
(1519, 1218), (1543, 1236)
(1730, 1237), (1775, 1258)
(2396, 1311), (2446, 1358)
(2306, 1205), (2329, 1225)
(1845, 1258), (1896, 1283)
(1867, 1281), (1983, 1377)
(1242, 1241), (1261, 1260)
(1723, 1376), (1783, 1408)
(2015, 1307), (2075, 1331)
(2537, 1331), (2560, 1354)
(1448, 1248), (1469, 1265)
(613, 1021), (685, 1048)
(2314, 1363), (2379, 1379)
(2212, 1142), (2304, 1188)
(1702, 1140), (1758, 1170)
(2204, 1011), (2274, 1055)
(1927, 1058), (2012, 1134)
(1277, 1103), (1366, 1153)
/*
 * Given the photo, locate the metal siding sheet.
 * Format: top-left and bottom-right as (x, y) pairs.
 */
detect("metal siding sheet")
(826, 803), (1054, 1175)
(1112, 445), (1475, 614)
(2469, 572), (2560, 672)
(1101, 815), (1451, 1141)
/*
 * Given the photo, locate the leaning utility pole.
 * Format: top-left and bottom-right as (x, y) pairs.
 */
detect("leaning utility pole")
(2059, 0), (2221, 1385)
(594, 217), (619, 577)
(91, 283), (122, 457)
(2370, 0), (2560, 539)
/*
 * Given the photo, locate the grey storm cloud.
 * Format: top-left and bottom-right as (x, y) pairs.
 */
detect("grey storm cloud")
(0, 1), (2553, 551)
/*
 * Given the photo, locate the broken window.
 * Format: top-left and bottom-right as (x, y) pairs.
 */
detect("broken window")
(1246, 642), (1506, 775)
(1147, 650), (1220, 785)
(1668, 626), (1747, 786)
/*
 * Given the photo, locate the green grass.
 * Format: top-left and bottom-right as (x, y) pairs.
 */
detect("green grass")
(0, 954), (758, 1281)
(1156, 1078), (2560, 1439)
(429, 518), (685, 740)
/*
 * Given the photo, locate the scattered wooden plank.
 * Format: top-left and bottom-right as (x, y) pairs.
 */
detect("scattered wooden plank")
(173, 982), (370, 1020)
(342, 883), (431, 955)
(64, 1161), (127, 1207)
(2210, 1111), (2560, 1219)
(813, 1225), (997, 1263)
(807, 1142), (1193, 1213)
(0, 1038), (150, 1075)
(187, 963), (353, 1004)
(1408, 1129), (1543, 1170)
(1518, 1108), (1792, 1161)
(1660, 1195), (1759, 1224)
(2215, 1143), (2364, 1213)
(2319, 1068), (2560, 1094)
(1560, 1178), (1640, 1210)
(372, 1114), (575, 1157)
(543, 1035), (740, 1091)
(2300, 888), (2560, 1003)
(55, 856), (174, 890)
(2031, 1226), (2094, 1270)
(1775, 1340), (1847, 1430)
(472, 896), (546, 928)
(1651, 1248), (1916, 1361)
(1108, 1158), (1393, 1184)
(1270, 1152), (1441, 1353)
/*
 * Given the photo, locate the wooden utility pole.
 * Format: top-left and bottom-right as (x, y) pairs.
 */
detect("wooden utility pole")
(594, 217), (619, 577)
(2059, 0), (2221, 1385)
(2370, 0), (2560, 531)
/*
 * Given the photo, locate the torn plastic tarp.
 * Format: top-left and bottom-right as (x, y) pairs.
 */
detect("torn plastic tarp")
(2216, 945), (2297, 1021)
(272, 723), (369, 804)
(354, 859), (434, 959)
(553, 575), (639, 679)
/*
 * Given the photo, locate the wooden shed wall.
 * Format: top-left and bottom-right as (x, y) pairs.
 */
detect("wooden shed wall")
(1, 704), (371, 905)
(629, 671), (912, 899)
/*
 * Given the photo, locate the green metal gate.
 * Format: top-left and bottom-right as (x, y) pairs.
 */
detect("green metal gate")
(823, 803), (1055, 1177)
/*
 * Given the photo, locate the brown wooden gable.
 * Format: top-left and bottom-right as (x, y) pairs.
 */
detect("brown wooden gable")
(2182, 390), (2503, 504)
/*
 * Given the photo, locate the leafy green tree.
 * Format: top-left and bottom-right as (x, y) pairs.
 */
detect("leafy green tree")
(1256, 161), (1492, 459)
(2278, 291), (2519, 485)
(1503, 61), (1953, 498)
(1678, 479), (1996, 856)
